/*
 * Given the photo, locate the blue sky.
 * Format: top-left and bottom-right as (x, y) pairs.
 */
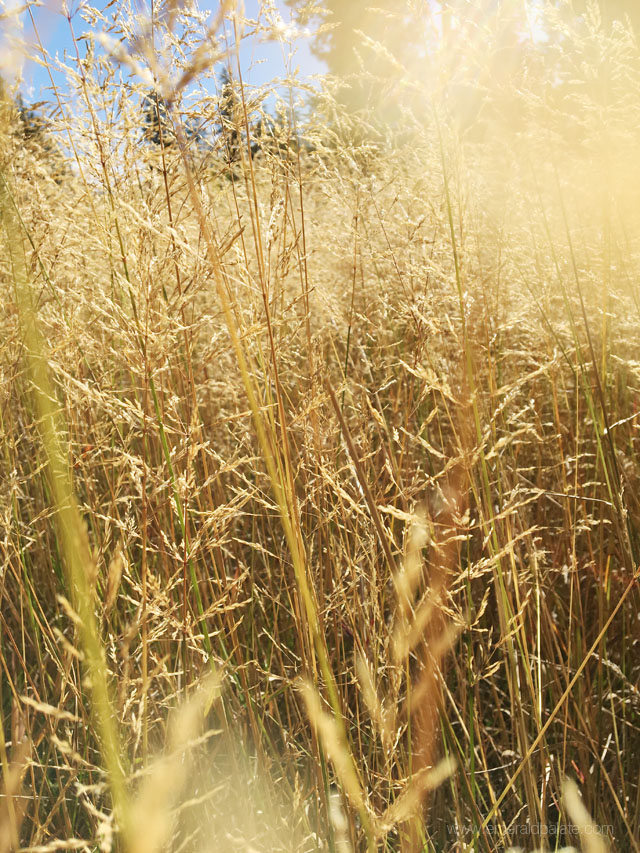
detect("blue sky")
(12, 1), (551, 106)
(18, 0), (327, 101)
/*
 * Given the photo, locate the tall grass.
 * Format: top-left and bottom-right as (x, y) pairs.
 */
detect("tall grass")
(1, 2), (639, 851)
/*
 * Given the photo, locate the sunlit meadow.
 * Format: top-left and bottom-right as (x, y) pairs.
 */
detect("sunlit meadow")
(1, 1), (639, 851)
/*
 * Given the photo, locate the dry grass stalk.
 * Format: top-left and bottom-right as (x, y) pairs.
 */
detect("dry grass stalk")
(1, 2), (639, 851)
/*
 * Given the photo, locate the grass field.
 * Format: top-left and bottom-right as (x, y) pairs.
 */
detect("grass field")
(1, 2), (639, 851)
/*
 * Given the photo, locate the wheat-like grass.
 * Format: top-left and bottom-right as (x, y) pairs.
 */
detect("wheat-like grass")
(1, 2), (639, 851)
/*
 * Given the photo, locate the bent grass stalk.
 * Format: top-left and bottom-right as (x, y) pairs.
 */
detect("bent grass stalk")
(167, 72), (377, 851)
(0, 163), (132, 845)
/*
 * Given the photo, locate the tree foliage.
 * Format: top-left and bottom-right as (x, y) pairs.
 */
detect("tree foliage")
(0, 82), (67, 182)
(217, 67), (242, 163)
(141, 90), (175, 147)
(141, 88), (212, 167)
(567, 0), (640, 30)
(284, 0), (426, 113)
(285, 0), (640, 118)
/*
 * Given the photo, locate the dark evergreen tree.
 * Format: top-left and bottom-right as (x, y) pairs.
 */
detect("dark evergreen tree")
(141, 89), (213, 163)
(12, 93), (67, 183)
(217, 67), (241, 164)
(141, 90), (175, 147)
